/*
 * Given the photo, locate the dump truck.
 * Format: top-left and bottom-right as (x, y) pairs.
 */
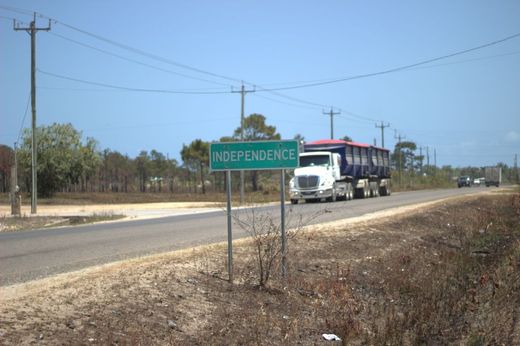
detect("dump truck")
(484, 166), (501, 187)
(289, 139), (391, 204)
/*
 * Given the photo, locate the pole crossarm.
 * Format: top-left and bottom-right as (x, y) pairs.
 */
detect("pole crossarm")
(323, 107), (340, 140)
(375, 121), (390, 148)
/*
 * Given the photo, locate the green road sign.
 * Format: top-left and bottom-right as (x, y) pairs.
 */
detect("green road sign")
(210, 140), (299, 171)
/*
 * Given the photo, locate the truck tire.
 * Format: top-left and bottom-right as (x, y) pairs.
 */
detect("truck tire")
(290, 199), (298, 205)
(327, 184), (337, 202)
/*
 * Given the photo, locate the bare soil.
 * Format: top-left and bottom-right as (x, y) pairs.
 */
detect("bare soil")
(1, 192), (519, 345)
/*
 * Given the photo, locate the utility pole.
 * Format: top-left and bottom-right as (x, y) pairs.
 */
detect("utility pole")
(375, 121), (390, 148)
(323, 107), (340, 139)
(426, 146), (430, 167)
(434, 148), (437, 168)
(394, 131), (405, 187)
(419, 146), (424, 173)
(14, 13), (51, 214)
(514, 154), (519, 183)
(231, 83), (255, 204)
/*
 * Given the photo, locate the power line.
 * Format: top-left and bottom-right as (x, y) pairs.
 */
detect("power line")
(0, 5), (33, 16)
(16, 92), (31, 142)
(49, 18), (244, 85)
(37, 69), (232, 95)
(4, 7), (387, 127)
(252, 32), (520, 92)
(2, 8), (381, 122)
(48, 32), (232, 88)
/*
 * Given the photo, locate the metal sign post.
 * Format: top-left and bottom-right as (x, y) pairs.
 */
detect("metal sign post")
(210, 140), (299, 284)
(226, 170), (233, 283)
(280, 169), (287, 282)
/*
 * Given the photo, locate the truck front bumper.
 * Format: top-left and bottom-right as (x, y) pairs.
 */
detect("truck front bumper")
(290, 188), (333, 200)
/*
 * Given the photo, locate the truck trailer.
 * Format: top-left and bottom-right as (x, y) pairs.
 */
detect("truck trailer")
(289, 139), (391, 204)
(484, 166), (502, 187)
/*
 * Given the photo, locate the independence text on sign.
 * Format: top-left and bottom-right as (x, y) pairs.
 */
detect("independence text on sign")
(210, 140), (299, 171)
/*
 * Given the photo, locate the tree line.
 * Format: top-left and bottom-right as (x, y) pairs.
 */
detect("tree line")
(0, 117), (517, 197)
(0, 114), (283, 197)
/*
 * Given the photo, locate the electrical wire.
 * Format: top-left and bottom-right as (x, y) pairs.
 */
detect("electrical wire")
(48, 32), (232, 88)
(16, 92), (31, 143)
(248, 32), (520, 92)
(37, 69), (233, 95)
(6, 5), (518, 135)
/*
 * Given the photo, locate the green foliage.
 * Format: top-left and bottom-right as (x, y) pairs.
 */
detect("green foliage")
(18, 123), (100, 197)
(0, 144), (14, 193)
(233, 113), (281, 141)
(181, 139), (210, 194)
(339, 135), (353, 142)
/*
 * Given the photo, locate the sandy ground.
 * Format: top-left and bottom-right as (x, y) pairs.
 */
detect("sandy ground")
(0, 201), (225, 220)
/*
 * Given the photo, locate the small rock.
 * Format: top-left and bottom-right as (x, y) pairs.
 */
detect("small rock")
(38, 333), (44, 340)
(168, 320), (178, 330)
(187, 278), (198, 284)
(66, 321), (75, 329)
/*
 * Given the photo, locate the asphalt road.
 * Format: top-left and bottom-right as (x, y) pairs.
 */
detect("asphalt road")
(0, 187), (494, 286)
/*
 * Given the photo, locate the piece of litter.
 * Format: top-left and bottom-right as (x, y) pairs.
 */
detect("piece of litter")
(322, 333), (341, 341)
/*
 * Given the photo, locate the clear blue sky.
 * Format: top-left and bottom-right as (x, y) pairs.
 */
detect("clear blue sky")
(1, 0), (519, 167)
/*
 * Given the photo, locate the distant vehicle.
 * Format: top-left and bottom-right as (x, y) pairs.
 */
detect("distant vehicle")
(484, 167), (502, 187)
(473, 178), (481, 186)
(457, 176), (471, 188)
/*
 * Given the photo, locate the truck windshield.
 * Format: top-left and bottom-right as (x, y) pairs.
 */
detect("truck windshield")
(299, 155), (330, 167)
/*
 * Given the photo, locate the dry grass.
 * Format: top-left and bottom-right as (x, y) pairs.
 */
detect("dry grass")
(1, 192), (519, 345)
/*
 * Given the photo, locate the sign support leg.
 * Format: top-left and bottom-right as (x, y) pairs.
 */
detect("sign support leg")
(280, 169), (287, 283)
(226, 170), (233, 283)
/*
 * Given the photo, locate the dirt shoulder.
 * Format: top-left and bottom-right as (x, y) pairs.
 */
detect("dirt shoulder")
(1, 192), (519, 345)
(0, 201), (224, 232)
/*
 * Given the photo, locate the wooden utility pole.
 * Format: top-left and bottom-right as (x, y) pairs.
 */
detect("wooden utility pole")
(394, 131), (405, 187)
(232, 83), (255, 204)
(375, 121), (390, 148)
(514, 154), (519, 183)
(14, 13), (51, 214)
(323, 107), (340, 139)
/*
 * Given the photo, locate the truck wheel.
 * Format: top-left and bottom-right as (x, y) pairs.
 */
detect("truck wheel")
(327, 185), (337, 202)
(290, 199), (298, 205)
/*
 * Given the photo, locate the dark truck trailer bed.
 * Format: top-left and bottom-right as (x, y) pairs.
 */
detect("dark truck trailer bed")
(304, 139), (391, 179)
